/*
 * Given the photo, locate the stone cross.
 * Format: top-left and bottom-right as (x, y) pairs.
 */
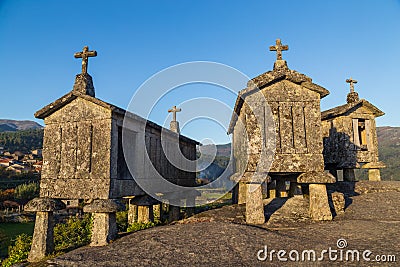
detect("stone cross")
(168, 106), (181, 122)
(74, 46), (97, 74)
(269, 39), (289, 60)
(346, 77), (358, 93)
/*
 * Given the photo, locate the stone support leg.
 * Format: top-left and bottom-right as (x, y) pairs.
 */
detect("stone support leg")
(261, 182), (268, 198)
(276, 179), (287, 197)
(185, 197), (195, 217)
(238, 182), (247, 204)
(329, 169), (338, 180)
(368, 169), (381, 181)
(168, 205), (180, 222)
(91, 212), (118, 246)
(289, 182), (299, 197)
(232, 184), (239, 204)
(128, 204), (138, 225)
(245, 183), (265, 224)
(309, 184), (332, 221)
(28, 211), (54, 262)
(137, 205), (154, 223)
(25, 197), (65, 263)
(268, 189), (276, 199)
(153, 204), (161, 221)
(343, 168), (356, 181)
(160, 203), (169, 222)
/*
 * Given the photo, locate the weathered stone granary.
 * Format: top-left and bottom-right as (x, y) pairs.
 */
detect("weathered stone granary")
(228, 39), (335, 224)
(321, 78), (385, 181)
(26, 46), (198, 262)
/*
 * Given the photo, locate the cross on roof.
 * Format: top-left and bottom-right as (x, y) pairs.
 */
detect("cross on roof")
(269, 39), (289, 60)
(168, 106), (181, 122)
(346, 77), (358, 93)
(74, 46), (97, 74)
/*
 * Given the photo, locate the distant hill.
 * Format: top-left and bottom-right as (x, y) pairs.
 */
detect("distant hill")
(197, 143), (231, 181)
(199, 143), (231, 157)
(0, 119), (43, 132)
(377, 126), (400, 181)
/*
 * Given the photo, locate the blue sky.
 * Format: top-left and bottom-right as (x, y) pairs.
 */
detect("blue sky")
(1, 0), (399, 144)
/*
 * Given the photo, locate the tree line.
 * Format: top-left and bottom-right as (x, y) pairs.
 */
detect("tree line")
(0, 129), (43, 153)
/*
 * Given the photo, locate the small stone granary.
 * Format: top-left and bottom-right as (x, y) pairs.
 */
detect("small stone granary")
(321, 78), (385, 181)
(228, 39), (335, 224)
(26, 46), (198, 262)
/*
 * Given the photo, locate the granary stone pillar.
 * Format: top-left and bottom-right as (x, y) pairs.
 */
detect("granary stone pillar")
(308, 184), (332, 221)
(288, 182), (300, 197)
(267, 180), (277, 199)
(245, 182), (265, 224)
(137, 206), (154, 223)
(129, 195), (159, 224)
(83, 199), (124, 246)
(368, 169), (381, 181)
(238, 181), (247, 204)
(343, 168), (356, 181)
(25, 198), (65, 262)
(298, 171), (336, 221)
(184, 197), (196, 218)
(169, 205), (180, 222)
(276, 179), (288, 197)
(162, 190), (200, 222)
(241, 172), (269, 224)
(230, 173), (248, 204)
(127, 200), (138, 225)
(362, 162), (386, 181)
(153, 204), (161, 221)
(160, 203), (169, 222)
(328, 168), (338, 180)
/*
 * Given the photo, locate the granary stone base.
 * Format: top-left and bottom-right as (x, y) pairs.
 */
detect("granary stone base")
(137, 206), (154, 223)
(331, 192), (345, 214)
(24, 197), (65, 262)
(368, 169), (381, 181)
(169, 205), (180, 222)
(276, 179), (287, 197)
(268, 188), (276, 199)
(83, 199), (124, 246)
(245, 183), (265, 224)
(238, 182), (247, 204)
(185, 197), (195, 217)
(28, 211), (55, 262)
(309, 184), (332, 221)
(153, 204), (161, 221)
(128, 204), (138, 225)
(343, 168), (356, 181)
(90, 213), (118, 246)
(289, 182), (299, 197)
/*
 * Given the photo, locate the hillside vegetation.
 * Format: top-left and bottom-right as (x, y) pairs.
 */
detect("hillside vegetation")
(377, 127), (400, 181)
(0, 129), (43, 153)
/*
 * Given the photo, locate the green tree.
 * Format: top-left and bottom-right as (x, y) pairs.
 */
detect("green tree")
(14, 183), (39, 203)
(0, 234), (32, 267)
(54, 214), (93, 251)
(0, 129), (43, 154)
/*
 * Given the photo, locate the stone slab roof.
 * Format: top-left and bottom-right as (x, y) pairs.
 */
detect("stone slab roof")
(321, 99), (384, 120)
(227, 60), (330, 134)
(35, 91), (199, 145)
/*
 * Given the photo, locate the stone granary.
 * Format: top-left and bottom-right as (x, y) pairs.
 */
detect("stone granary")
(321, 78), (385, 181)
(26, 46), (198, 262)
(228, 39), (335, 224)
